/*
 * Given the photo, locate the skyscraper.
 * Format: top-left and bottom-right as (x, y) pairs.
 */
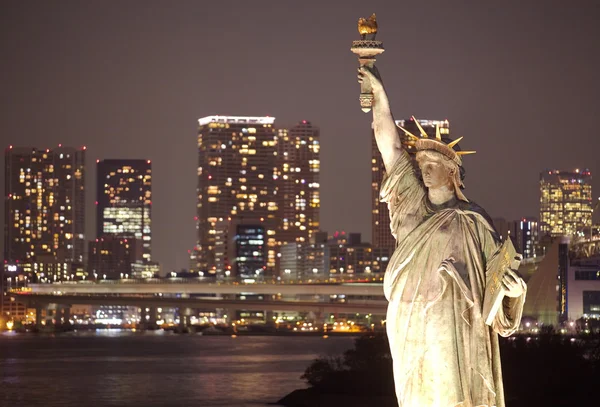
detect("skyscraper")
(276, 120), (320, 244)
(3, 145), (85, 317)
(4, 146), (86, 267)
(196, 116), (279, 274)
(372, 118), (449, 251)
(96, 159), (152, 261)
(540, 169), (592, 237)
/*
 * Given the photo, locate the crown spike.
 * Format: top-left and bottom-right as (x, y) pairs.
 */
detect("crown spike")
(398, 126), (420, 140)
(447, 137), (463, 148)
(456, 150), (476, 156)
(435, 124), (442, 140)
(411, 116), (428, 138)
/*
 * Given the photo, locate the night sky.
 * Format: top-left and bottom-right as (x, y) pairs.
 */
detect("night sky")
(1, 1), (599, 272)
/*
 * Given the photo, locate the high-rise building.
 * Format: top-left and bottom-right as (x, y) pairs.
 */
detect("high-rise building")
(196, 116), (279, 275)
(540, 169), (592, 237)
(4, 146), (85, 268)
(214, 218), (266, 281)
(96, 159), (152, 261)
(372, 119), (449, 251)
(508, 218), (539, 259)
(280, 234), (329, 282)
(327, 232), (390, 278)
(276, 121), (320, 244)
(4, 146), (86, 265)
(3, 145), (85, 317)
(87, 236), (143, 280)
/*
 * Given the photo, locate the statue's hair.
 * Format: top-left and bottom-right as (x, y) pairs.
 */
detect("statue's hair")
(416, 150), (457, 173)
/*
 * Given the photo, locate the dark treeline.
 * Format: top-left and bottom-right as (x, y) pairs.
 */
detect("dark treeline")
(281, 328), (600, 406)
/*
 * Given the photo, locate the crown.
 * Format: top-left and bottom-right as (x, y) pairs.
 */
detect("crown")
(398, 116), (475, 167)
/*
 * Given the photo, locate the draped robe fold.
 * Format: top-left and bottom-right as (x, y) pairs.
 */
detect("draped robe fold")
(381, 151), (526, 407)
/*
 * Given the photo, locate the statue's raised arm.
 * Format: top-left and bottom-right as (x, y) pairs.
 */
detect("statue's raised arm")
(357, 67), (403, 172)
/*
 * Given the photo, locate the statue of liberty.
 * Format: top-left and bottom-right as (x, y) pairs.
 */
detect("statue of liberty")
(358, 65), (527, 407)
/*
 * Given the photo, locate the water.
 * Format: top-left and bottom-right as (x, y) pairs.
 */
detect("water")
(0, 331), (355, 407)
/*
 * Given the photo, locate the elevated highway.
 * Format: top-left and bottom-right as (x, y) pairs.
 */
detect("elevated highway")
(11, 293), (387, 315)
(27, 280), (385, 297)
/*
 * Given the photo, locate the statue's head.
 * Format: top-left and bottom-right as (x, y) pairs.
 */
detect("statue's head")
(416, 149), (467, 201)
(399, 117), (475, 202)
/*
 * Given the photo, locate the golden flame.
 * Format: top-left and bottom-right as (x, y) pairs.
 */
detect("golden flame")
(358, 13), (378, 35)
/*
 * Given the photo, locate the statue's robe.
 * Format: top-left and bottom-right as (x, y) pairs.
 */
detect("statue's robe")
(381, 151), (526, 407)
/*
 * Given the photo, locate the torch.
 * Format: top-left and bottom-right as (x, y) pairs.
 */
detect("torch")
(351, 13), (385, 113)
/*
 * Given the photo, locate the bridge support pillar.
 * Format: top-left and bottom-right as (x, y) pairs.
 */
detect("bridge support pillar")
(225, 308), (236, 325)
(177, 308), (192, 333)
(44, 305), (54, 327)
(63, 306), (71, 328)
(265, 310), (275, 327)
(35, 305), (43, 331)
(54, 305), (63, 331)
(178, 312), (185, 332)
(148, 307), (157, 329)
(139, 307), (147, 330)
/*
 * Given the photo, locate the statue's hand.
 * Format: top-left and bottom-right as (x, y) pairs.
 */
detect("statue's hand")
(502, 269), (526, 298)
(357, 66), (384, 94)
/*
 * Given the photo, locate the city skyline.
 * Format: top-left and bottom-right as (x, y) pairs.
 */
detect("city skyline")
(2, 1), (600, 271)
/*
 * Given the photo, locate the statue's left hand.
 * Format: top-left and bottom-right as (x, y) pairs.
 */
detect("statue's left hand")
(502, 269), (526, 298)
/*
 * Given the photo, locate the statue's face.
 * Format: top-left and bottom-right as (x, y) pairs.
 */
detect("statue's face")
(416, 152), (455, 190)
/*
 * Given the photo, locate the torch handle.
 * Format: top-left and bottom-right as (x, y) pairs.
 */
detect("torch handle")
(358, 58), (377, 113)
(359, 59), (376, 95)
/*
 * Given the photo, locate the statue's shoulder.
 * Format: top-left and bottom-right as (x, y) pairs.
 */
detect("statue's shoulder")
(456, 200), (500, 241)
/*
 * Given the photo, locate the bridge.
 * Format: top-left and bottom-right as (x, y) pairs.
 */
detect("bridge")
(7, 279), (388, 330)
(25, 279), (386, 296)
(11, 292), (387, 315)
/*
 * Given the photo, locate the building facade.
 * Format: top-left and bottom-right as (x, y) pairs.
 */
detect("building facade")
(568, 260), (600, 321)
(96, 159), (152, 261)
(4, 146), (86, 266)
(280, 239), (329, 282)
(372, 119), (449, 251)
(214, 218), (266, 281)
(87, 236), (143, 280)
(275, 121), (320, 244)
(508, 218), (540, 259)
(196, 116), (279, 274)
(540, 169), (592, 238)
(196, 115), (320, 276)
(327, 232), (391, 278)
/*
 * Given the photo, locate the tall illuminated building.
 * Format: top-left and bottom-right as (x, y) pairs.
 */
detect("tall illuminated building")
(196, 116), (279, 275)
(276, 120), (320, 244)
(372, 118), (449, 251)
(3, 145), (85, 317)
(540, 169), (592, 237)
(96, 159), (152, 261)
(4, 146), (86, 266)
